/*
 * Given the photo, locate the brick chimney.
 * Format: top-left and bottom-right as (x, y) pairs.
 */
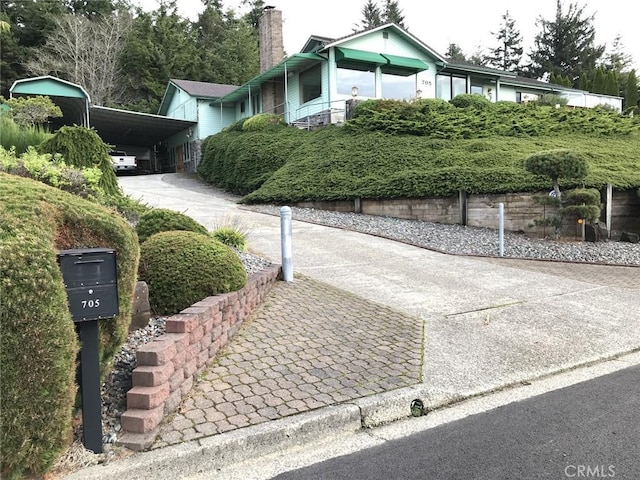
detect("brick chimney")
(259, 7), (284, 73)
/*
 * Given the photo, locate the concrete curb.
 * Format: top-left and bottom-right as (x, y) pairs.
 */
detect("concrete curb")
(64, 405), (361, 480)
(64, 348), (640, 480)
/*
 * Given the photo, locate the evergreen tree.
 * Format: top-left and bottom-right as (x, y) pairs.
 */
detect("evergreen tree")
(484, 10), (523, 72)
(527, 0), (605, 85)
(119, 1), (200, 112)
(445, 43), (466, 62)
(241, 0), (266, 31)
(355, 0), (405, 30)
(355, 0), (382, 31)
(592, 66), (606, 94)
(383, 0), (405, 28)
(604, 70), (618, 96)
(624, 70), (638, 111)
(579, 73), (590, 91)
(603, 35), (633, 73)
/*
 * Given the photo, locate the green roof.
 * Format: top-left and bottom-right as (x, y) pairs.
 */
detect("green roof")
(215, 53), (326, 105)
(381, 53), (429, 71)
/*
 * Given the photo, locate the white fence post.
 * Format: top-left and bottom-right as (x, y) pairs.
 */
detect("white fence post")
(280, 206), (293, 281)
(498, 203), (504, 257)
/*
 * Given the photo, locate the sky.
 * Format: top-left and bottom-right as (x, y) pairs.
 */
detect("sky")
(134, 0), (640, 71)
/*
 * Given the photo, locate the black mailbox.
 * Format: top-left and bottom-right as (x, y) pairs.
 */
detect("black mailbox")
(57, 248), (119, 322)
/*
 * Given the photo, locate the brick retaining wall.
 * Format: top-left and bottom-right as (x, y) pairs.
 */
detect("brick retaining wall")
(117, 264), (282, 450)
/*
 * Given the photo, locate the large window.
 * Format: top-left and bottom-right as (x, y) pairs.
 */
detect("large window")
(436, 74), (468, 100)
(300, 65), (322, 104)
(337, 68), (375, 97)
(382, 73), (417, 100)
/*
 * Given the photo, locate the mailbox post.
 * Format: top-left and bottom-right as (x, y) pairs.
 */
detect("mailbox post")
(57, 248), (119, 454)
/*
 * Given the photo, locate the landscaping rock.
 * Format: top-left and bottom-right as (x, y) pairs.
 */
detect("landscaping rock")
(620, 231), (639, 244)
(130, 281), (151, 332)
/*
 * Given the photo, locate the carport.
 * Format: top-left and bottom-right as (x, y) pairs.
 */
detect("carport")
(9, 76), (196, 172)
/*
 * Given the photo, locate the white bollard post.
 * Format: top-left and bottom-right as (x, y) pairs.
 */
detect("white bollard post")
(498, 202), (504, 257)
(280, 206), (293, 282)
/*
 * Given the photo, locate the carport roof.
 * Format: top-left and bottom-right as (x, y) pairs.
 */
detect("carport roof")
(90, 105), (196, 147)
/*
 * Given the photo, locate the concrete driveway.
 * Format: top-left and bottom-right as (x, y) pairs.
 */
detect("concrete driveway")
(119, 173), (640, 405)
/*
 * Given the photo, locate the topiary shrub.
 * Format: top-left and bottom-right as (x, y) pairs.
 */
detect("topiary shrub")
(139, 231), (247, 315)
(561, 188), (602, 224)
(523, 149), (588, 199)
(0, 173), (138, 479)
(136, 208), (208, 243)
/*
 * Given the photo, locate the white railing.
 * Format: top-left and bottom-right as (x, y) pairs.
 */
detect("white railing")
(293, 99), (347, 130)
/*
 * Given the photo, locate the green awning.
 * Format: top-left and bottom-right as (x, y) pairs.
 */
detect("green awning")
(335, 47), (387, 65)
(381, 54), (429, 71)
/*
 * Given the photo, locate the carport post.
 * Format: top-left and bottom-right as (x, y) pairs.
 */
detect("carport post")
(280, 206), (293, 281)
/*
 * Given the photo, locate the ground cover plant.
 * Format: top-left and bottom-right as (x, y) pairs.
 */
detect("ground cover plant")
(199, 97), (640, 206)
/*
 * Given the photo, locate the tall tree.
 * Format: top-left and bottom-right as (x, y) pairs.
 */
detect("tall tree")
(484, 10), (523, 73)
(241, 0), (265, 31)
(25, 11), (134, 106)
(603, 34), (633, 73)
(355, 0), (405, 30)
(445, 43), (466, 62)
(119, 1), (200, 112)
(527, 0), (605, 85)
(355, 0), (382, 31)
(592, 65), (606, 94)
(195, 4), (259, 85)
(383, 0), (405, 28)
(624, 70), (638, 111)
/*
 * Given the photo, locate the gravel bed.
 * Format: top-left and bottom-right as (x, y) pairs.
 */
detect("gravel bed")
(243, 205), (640, 266)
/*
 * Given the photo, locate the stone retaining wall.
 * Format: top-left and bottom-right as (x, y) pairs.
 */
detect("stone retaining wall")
(118, 264), (282, 450)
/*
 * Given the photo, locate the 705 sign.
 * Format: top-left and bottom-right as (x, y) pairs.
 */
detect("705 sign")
(82, 299), (101, 308)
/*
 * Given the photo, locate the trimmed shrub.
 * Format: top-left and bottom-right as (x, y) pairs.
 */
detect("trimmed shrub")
(563, 188), (601, 206)
(524, 149), (589, 198)
(242, 113), (285, 131)
(139, 231), (247, 315)
(561, 188), (602, 224)
(450, 93), (492, 110)
(0, 173), (138, 478)
(136, 208), (208, 243)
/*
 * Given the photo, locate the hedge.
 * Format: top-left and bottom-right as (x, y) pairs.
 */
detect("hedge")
(0, 173), (139, 479)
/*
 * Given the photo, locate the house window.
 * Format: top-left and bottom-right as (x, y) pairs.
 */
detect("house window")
(300, 64), (322, 103)
(240, 101), (246, 113)
(381, 73), (417, 100)
(436, 74), (467, 100)
(471, 85), (483, 95)
(337, 68), (375, 97)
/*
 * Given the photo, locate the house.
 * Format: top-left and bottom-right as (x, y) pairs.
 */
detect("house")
(158, 7), (622, 172)
(9, 9), (623, 174)
(157, 79), (237, 172)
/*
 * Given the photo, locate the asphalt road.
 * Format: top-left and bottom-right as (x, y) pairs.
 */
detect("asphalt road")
(272, 365), (640, 480)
